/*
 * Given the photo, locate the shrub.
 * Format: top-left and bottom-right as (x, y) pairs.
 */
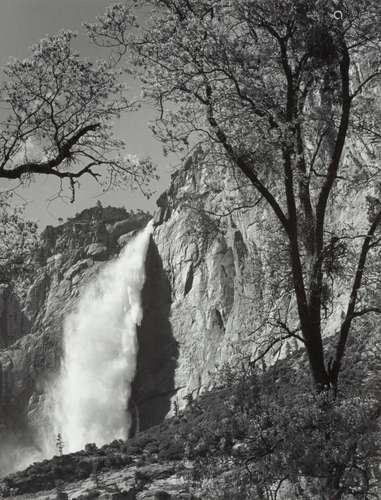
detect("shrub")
(84, 443), (98, 454)
(185, 362), (381, 499)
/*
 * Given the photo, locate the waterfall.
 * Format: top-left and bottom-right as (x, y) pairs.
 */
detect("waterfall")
(49, 220), (153, 453)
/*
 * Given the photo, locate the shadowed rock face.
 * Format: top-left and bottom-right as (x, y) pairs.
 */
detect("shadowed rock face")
(0, 284), (33, 455)
(0, 285), (30, 349)
(130, 238), (178, 434)
(149, 152), (267, 412)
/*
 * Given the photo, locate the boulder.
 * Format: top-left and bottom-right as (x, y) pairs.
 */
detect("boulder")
(64, 259), (94, 281)
(85, 243), (109, 260)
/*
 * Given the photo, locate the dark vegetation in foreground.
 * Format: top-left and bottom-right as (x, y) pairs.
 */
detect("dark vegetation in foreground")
(1, 338), (380, 499)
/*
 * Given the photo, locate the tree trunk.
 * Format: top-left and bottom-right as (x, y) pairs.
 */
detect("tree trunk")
(304, 329), (330, 390)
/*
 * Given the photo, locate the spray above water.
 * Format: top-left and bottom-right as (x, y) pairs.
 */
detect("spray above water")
(52, 221), (153, 453)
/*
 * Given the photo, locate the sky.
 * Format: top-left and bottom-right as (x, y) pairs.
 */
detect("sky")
(0, 0), (174, 227)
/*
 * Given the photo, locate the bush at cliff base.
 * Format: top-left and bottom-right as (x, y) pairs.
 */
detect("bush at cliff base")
(179, 360), (381, 500)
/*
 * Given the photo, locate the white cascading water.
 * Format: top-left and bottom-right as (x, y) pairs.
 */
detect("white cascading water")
(50, 220), (153, 453)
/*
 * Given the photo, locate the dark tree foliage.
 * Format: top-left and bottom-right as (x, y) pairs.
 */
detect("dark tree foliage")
(0, 30), (155, 201)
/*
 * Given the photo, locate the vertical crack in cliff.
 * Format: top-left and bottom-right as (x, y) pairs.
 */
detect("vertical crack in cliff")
(44, 221), (153, 454)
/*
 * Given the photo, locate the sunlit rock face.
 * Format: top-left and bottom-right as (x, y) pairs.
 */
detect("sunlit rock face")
(146, 151), (267, 416)
(145, 148), (381, 420)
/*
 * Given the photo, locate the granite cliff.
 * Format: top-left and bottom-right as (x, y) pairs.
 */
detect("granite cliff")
(0, 150), (271, 474)
(0, 150), (379, 477)
(137, 152), (268, 427)
(0, 151), (268, 470)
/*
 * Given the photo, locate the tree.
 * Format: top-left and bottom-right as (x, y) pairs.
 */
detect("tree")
(183, 361), (381, 499)
(0, 192), (38, 285)
(56, 433), (64, 456)
(87, 0), (381, 391)
(0, 30), (155, 201)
